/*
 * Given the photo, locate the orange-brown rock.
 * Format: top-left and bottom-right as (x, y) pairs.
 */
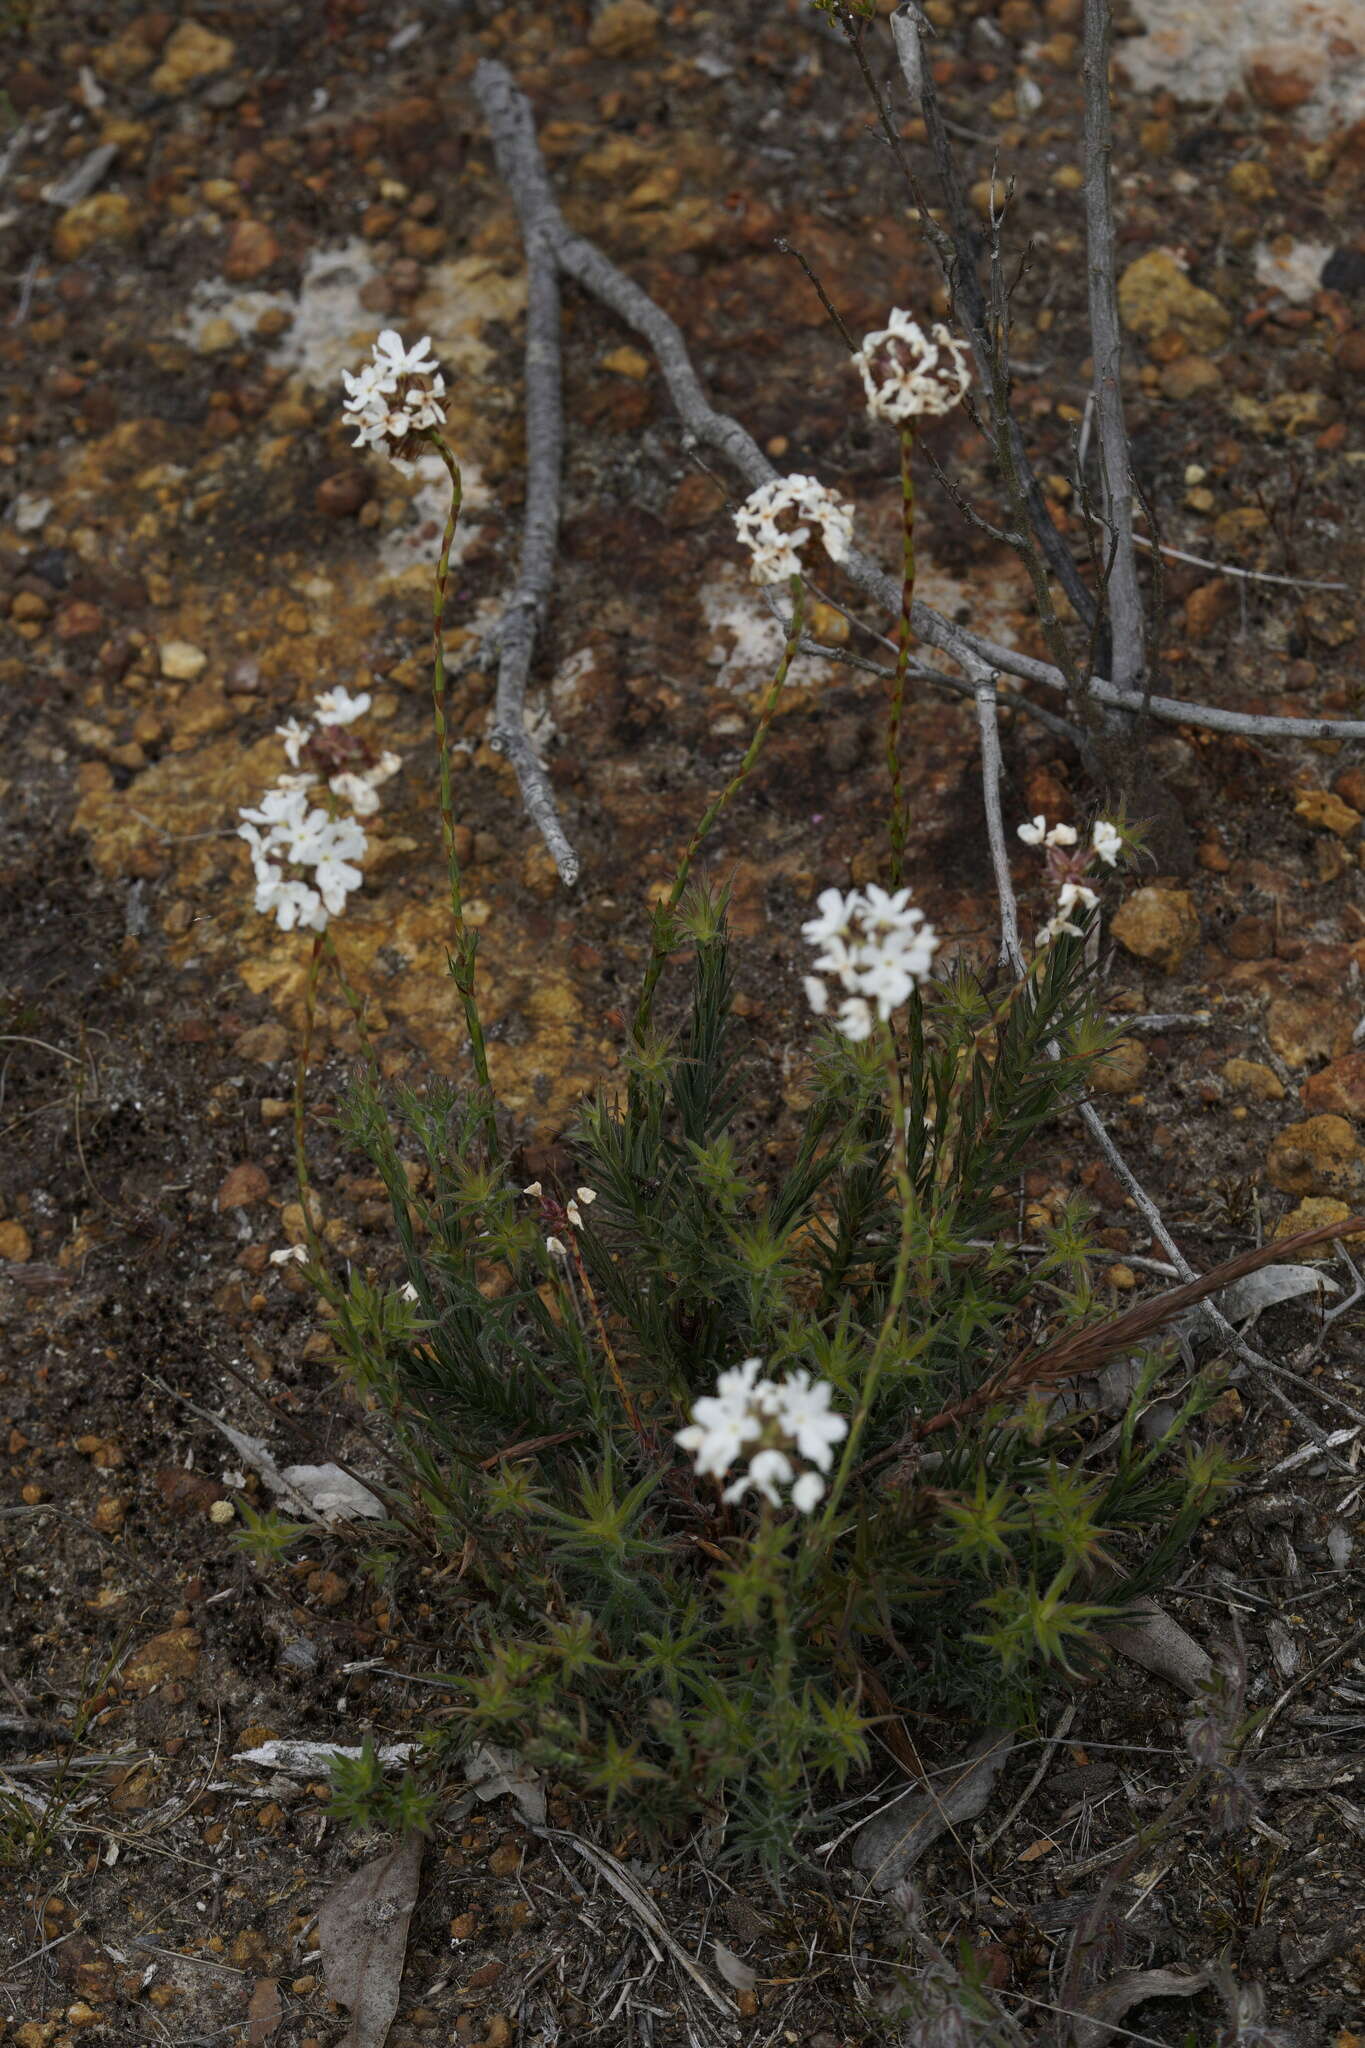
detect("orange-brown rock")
(1243, 43), (1325, 110)
(1266, 1115), (1364, 1199)
(1110, 887), (1200, 973)
(589, 0), (661, 57)
(1266, 992), (1352, 1068)
(217, 1161), (270, 1209)
(1222, 1058), (1284, 1102)
(1303, 1052), (1365, 1120)
(1271, 1197), (1355, 1252)
(315, 469), (370, 517)
(1294, 787), (1361, 837)
(1183, 578), (1233, 641)
(123, 1627), (202, 1692)
(52, 193), (141, 261)
(222, 219), (280, 281)
(1091, 1037), (1148, 1094)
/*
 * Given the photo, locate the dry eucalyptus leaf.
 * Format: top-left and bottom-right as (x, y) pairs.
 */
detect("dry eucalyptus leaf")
(711, 1940), (758, 1993)
(1100, 1597), (1212, 1698)
(852, 1727), (1014, 1889)
(464, 1742), (548, 1826)
(1215, 1263), (1340, 1325)
(1073, 1965), (1210, 2048)
(279, 1462), (385, 1521)
(245, 1976), (283, 2047)
(318, 1833), (424, 2048)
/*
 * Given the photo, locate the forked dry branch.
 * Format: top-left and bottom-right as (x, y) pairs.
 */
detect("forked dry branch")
(472, 28), (1365, 881)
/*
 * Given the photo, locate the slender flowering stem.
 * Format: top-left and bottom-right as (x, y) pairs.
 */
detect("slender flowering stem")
(564, 1232), (653, 1454)
(429, 435), (496, 1143)
(635, 574), (806, 1041)
(819, 1027), (917, 1530)
(887, 424), (917, 887)
(292, 933), (327, 1265)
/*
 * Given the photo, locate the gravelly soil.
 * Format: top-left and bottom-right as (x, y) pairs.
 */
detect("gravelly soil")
(1, 4), (1363, 2045)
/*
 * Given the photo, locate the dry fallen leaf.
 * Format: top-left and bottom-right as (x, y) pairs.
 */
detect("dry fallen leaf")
(1074, 1965), (1211, 2048)
(711, 1939), (758, 1993)
(852, 1727), (1015, 1889)
(1017, 1836), (1057, 1864)
(245, 1976), (283, 2047)
(318, 1833), (424, 2048)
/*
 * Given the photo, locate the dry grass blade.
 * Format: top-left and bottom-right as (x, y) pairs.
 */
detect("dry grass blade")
(317, 1832), (424, 2048)
(533, 1826), (737, 2017)
(912, 1214), (1365, 1445)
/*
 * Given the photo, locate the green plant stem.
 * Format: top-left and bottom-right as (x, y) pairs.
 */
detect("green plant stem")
(887, 425), (917, 887)
(292, 932), (327, 1263)
(812, 1025), (917, 1536)
(429, 435), (496, 1145)
(322, 930), (379, 1069)
(634, 574), (806, 1043)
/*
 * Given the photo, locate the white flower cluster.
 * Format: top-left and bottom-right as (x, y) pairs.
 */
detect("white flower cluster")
(734, 473), (854, 585)
(239, 787), (367, 933)
(851, 310), (971, 425)
(524, 1180), (596, 1260)
(676, 1358), (847, 1514)
(801, 885), (940, 1042)
(1017, 816), (1122, 945)
(341, 329), (446, 473)
(274, 686), (402, 816)
(238, 687), (400, 932)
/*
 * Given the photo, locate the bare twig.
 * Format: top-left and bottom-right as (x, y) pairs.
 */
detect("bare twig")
(974, 681), (1026, 975)
(471, 56), (1365, 770)
(1131, 531), (1349, 593)
(469, 61), (1068, 716)
(885, 3), (1097, 628)
(794, 631), (1086, 747)
(979, 1702), (1078, 1853)
(971, 688), (1359, 1457)
(1081, 0), (1144, 692)
(476, 80), (577, 885)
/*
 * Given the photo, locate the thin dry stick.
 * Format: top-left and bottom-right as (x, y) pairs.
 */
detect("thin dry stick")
(971, 691), (1352, 1450)
(1131, 531), (1348, 592)
(887, 425), (918, 886)
(905, 1214), (1365, 1446)
(480, 126), (578, 885)
(1081, 0), (1145, 692)
(428, 439), (495, 1131)
(470, 62), (1046, 702)
(883, 1), (1096, 629)
(802, 632), (1086, 747)
(974, 678), (1025, 976)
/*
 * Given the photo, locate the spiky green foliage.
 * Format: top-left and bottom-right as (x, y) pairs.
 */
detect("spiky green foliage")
(323, 891), (1232, 1878)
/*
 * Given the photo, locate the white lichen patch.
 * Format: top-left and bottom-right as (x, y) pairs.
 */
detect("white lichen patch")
(269, 240), (382, 385)
(1254, 238), (1333, 304)
(1118, 0), (1365, 138)
(409, 255), (528, 383)
(179, 280), (293, 351)
(698, 565), (835, 694)
(375, 449), (491, 587)
(699, 551), (1023, 699)
(550, 646), (600, 717)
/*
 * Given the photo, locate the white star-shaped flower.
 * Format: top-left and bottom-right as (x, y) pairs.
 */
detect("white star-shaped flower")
(314, 686), (372, 727)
